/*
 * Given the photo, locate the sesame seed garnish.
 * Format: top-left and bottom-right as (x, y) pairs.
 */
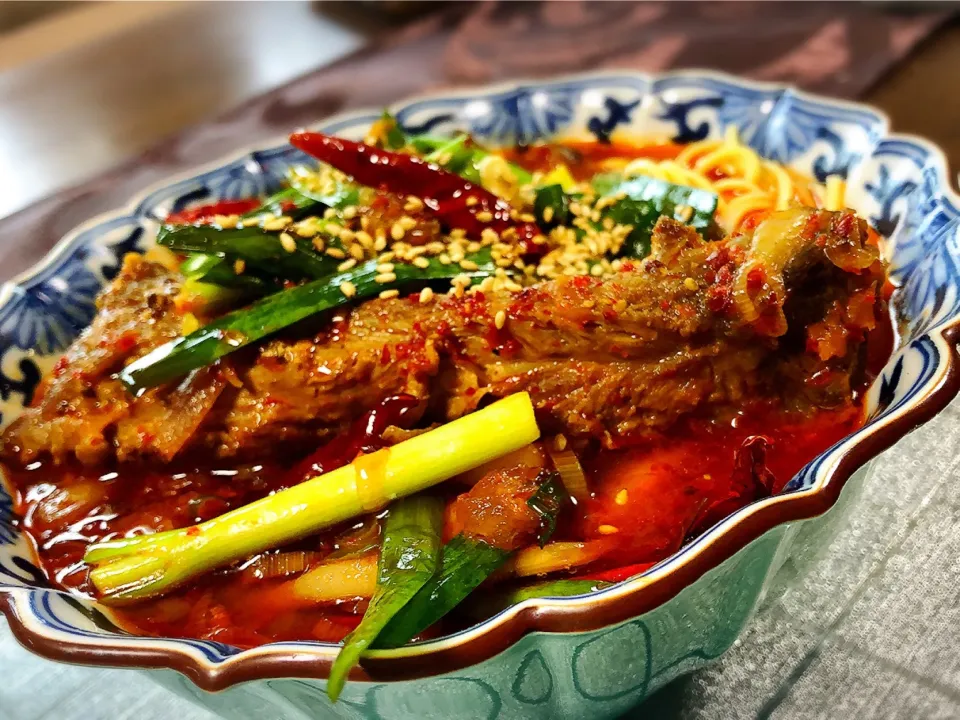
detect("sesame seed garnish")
(419, 287), (434, 304)
(375, 272), (397, 284)
(684, 277), (698, 291)
(312, 237), (325, 253)
(337, 258), (357, 272)
(263, 217), (291, 232)
(376, 262), (395, 274)
(339, 281), (356, 298)
(615, 489), (628, 506)
(349, 244), (365, 261)
(413, 257), (430, 269)
(494, 310), (506, 329)
(390, 222), (406, 241)
(241, 217), (261, 228)
(233, 259), (246, 274)
(325, 247), (346, 259)
(553, 434), (568, 451)
(398, 216), (417, 231)
(355, 230), (373, 248)
(598, 524), (619, 535)
(373, 235), (388, 252)
(439, 254), (452, 265)
(378, 251), (396, 263)
(404, 196), (424, 212)
(379, 289), (400, 300)
(339, 228), (356, 244)
(459, 259), (479, 271)
(542, 206), (555, 223)
(475, 210), (493, 223)
(279, 232), (297, 253)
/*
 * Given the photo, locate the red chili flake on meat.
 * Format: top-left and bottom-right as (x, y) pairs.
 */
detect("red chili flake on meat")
(660, 299), (671, 311)
(603, 309), (618, 322)
(707, 285), (733, 313)
(705, 247), (731, 272)
(572, 275), (592, 290)
(52, 356), (70, 378)
(380, 346), (392, 365)
(186, 526), (201, 537)
(834, 211), (855, 238)
(465, 387), (476, 397)
(746, 267), (765, 291)
(620, 261), (637, 273)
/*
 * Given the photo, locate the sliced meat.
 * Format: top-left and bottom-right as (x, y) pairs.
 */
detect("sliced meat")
(1, 208), (883, 465)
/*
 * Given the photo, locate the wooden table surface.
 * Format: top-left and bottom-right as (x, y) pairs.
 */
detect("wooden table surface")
(1, 3), (960, 720)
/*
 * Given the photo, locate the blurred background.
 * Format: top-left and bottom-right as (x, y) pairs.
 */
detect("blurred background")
(0, 1), (956, 226)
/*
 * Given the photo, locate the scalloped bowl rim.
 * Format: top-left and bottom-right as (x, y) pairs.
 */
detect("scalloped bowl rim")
(1, 68), (959, 690)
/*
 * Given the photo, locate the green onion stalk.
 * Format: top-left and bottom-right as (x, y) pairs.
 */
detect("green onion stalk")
(84, 392), (540, 602)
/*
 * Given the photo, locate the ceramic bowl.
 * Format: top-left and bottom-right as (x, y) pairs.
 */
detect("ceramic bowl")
(2, 70), (959, 720)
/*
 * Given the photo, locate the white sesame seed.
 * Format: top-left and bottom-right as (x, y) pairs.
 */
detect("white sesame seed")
(263, 217), (292, 232)
(279, 232), (297, 253)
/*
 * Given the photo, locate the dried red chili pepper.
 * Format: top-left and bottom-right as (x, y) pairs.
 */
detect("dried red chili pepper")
(289, 132), (542, 248)
(285, 394), (422, 486)
(165, 198), (262, 225)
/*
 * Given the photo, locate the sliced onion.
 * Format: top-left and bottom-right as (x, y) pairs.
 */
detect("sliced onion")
(241, 551), (324, 581)
(507, 541), (608, 578)
(457, 443), (547, 485)
(547, 446), (589, 503)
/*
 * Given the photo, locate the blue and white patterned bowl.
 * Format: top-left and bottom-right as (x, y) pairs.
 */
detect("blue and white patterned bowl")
(2, 71), (959, 720)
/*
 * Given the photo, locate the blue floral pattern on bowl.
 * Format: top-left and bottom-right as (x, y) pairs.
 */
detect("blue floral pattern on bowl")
(2, 71), (958, 719)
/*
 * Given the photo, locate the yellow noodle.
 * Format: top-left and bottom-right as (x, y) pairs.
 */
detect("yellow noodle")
(639, 126), (846, 231)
